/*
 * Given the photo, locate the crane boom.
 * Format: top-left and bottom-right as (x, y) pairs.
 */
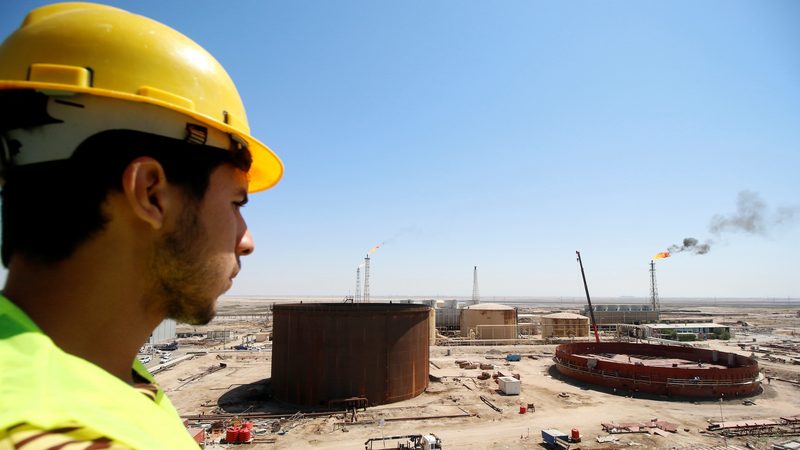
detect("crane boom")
(576, 251), (600, 343)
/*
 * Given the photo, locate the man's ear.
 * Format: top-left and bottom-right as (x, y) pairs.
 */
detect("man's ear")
(121, 157), (170, 230)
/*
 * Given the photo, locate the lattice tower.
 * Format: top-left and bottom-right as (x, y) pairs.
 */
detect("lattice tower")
(649, 260), (660, 312)
(355, 266), (361, 303)
(364, 255), (371, 303)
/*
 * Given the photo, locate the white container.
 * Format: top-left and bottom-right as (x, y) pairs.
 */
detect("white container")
(498, 376), (520, 395)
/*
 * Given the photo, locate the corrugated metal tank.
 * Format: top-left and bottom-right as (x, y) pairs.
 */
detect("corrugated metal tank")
(271, 303), (430, 406)
(460, 303), (517, 338)
(541, 313), (590, 338)
(435, 308), (462, 329)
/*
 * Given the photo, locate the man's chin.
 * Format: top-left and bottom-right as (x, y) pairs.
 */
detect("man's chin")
(171, 303), (217, 325)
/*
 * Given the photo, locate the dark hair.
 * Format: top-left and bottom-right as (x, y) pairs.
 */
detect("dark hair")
(1, 129), (252, 266)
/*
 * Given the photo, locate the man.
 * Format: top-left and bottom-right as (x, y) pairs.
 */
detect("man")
(0, 3), (283, 449)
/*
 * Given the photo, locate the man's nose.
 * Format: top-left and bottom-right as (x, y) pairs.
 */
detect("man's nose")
(238, 228), (255, 256)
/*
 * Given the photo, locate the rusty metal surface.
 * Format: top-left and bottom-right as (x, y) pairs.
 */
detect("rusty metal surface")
(554, 342), (760, 397)
(271, 303), (430, 406)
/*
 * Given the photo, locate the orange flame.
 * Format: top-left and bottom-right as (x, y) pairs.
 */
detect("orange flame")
(368, 242), (384, 255)
(653, 251), (670, 260)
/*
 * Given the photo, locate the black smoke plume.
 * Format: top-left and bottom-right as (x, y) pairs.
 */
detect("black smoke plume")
(668, 237), (711, 255)
(665, 191), (797, 256)
(709, 190), (796, 235)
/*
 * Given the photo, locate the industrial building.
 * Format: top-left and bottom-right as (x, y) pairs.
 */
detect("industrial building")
(541, 312), (589, 338)
(644, 322), (732, 340)
(206, 330), (234, 340)
(583, 304), (659, 326)
(460, 303), (517, 339)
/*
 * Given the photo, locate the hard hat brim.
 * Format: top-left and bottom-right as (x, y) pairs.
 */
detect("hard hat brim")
(0, 81), (284, 193)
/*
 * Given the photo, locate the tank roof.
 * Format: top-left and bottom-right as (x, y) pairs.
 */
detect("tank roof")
(463, 303), (515, 310)
(543, 312), (588, 319)
(272, 302), (429, 313)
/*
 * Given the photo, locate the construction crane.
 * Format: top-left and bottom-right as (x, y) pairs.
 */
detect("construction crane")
(575, 251), (600, 343)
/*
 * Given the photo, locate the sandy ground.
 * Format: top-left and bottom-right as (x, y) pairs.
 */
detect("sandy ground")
(154, 301), (800, 449)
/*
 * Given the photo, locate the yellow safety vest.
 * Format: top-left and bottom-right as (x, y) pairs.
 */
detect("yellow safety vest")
(0, 295), (200, 449)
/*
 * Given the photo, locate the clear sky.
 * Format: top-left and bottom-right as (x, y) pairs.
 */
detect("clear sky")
(1, 1), (798, 299)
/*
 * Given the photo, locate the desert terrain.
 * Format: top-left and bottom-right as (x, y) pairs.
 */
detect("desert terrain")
(151, 298), (800, 449)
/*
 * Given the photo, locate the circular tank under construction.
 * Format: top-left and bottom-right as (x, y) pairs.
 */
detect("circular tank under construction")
(271, 303), (430, 407)
(554, 342), (760, 398)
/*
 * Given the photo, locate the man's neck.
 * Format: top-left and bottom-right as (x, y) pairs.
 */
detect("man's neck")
(3, 247), (163, 384)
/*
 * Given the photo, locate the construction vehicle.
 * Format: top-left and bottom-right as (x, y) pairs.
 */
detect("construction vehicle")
(542, 429), (571, 449)
(364, 433), (442, 449)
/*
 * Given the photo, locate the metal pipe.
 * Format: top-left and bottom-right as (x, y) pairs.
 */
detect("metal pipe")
(576, 251), (600, 343)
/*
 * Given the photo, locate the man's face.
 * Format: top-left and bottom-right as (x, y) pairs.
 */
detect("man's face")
(152, 164), (253, 325)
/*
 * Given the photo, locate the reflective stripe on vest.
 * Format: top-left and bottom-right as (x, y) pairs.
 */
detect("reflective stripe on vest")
(0, 295), (199, 449)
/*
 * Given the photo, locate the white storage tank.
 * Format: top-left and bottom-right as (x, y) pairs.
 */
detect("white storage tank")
(460, 303), (517, 339)
(498, 376), (520, 395)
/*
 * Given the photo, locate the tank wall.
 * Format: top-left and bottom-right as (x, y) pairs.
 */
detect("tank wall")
(541, 318), (589, 337)
(271, 304), (429, 406)
(460, 309), (516, 337)
(555, 342), (759, 383)
(435, 308), (461, 328)
(475, 324), (517, 339)
(429, 308), (436, 344)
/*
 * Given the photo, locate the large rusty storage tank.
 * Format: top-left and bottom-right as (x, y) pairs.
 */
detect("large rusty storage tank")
(271, 303), (430, 406)
(554, 342), (760, 397)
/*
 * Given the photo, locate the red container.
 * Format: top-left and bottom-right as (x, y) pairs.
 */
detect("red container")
(239, 428), (252, 442)
(243, 421), (253, 430)
(571, 428), (581, 442)
(519, 406), (527, 414)
(226, 427), (240, 443)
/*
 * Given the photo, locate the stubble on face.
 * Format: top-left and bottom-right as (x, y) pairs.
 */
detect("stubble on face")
(150, 196), (218, 325)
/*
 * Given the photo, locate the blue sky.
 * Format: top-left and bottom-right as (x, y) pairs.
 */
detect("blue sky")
(1, 1), (798, 299)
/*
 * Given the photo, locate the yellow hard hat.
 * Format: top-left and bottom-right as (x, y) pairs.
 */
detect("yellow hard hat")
(0, 2), (283, 193)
